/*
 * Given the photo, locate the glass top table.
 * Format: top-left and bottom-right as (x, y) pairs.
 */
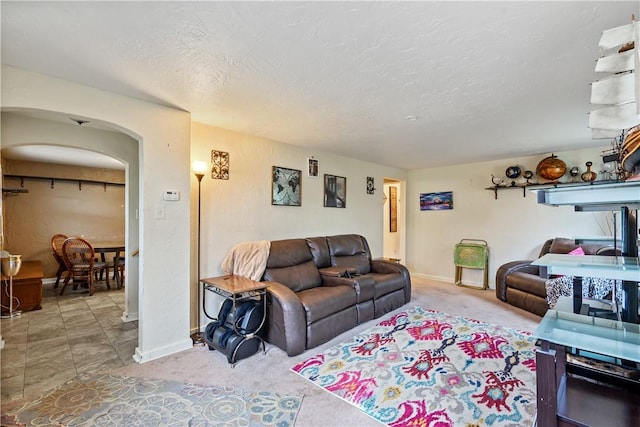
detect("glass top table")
(532, 253), (640, 282)
(534, 309), (640, 363)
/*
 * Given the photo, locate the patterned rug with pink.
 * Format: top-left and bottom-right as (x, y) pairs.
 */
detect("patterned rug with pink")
(292, 306), (537, 426)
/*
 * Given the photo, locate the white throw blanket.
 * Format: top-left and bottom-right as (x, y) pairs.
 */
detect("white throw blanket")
(221, 240), (271, 281)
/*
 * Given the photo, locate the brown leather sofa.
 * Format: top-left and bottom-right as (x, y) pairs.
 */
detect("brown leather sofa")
(261, 234), (411, 356)
(495, 237), (616, 316)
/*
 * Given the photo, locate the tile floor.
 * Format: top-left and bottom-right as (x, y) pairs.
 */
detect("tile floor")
(1, 281), (138, 402)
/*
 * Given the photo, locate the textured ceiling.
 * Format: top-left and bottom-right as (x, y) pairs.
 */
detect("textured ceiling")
(1, 1), (638, 170)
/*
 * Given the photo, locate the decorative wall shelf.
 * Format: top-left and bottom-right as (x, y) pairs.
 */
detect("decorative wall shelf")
(485, 181), (569, 199)
(485, 180), (638, 202)
(3, 174), (125, 191)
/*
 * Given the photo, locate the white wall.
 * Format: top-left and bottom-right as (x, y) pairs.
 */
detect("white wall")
(407, 147), (616, 287)
(190, 122), (408, 331)
(2, 65), (192, 362)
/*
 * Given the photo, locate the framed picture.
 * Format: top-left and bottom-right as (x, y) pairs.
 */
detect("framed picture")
(420, 191), (453, 211)
(324, 174), (346, 208)
(366, 176), (375, 194)
(272, 166), (301, 206)
(307, 158), (319, 177)
(389, 186), (397, 232)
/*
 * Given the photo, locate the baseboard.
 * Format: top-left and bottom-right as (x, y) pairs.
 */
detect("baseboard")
(133, 338), (192, 363)
(121, 311), (139, 322)
(411, 272), (453, 283)
(411, 272), (495, 290)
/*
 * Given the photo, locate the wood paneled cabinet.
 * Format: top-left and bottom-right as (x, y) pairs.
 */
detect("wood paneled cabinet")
(1, 260), (43, 313)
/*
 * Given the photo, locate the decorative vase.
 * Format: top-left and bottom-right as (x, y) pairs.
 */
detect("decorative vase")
(581, 161), (597, 182)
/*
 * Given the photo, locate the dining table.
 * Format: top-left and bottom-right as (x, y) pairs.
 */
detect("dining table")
(92, 241), (125, 288)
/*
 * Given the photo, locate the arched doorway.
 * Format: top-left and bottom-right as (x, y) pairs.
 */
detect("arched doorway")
(1, 109), (140, 325)
(3, 66), (193, 368)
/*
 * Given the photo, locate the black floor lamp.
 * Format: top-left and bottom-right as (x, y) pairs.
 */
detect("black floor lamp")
(191, 160), (207, 345)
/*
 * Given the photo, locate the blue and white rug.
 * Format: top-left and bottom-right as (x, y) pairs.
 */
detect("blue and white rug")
(2, 373), (302, 426)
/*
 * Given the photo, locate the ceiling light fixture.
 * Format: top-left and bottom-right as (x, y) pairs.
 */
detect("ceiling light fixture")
(405, 115), (418, 121)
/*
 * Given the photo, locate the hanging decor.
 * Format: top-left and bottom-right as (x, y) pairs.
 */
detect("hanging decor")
(272, 166), (301, 206)
(420, 191), (453, 211)
(366, 177), (375, 194)
(323, 174), (346, 208)
(307, 158), (319, 177)
(210, 150), (229, 180)
(389, 186), (397, 232)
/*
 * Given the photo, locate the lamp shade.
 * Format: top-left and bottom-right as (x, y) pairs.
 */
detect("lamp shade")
(192, 161), (208, 175)
(1, 254), (22, 277)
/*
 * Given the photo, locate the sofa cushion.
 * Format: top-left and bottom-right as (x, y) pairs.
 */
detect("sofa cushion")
(297, 285), (358, 323)
(263, 239), (321, 292)
(263, 261), (322, 293)
(326, 234), (371, 274)
(547, 238), (605, 256)
(368, 273), (407, 298)
(306, 236), (330, 268)
(548, 238), (580, 255)
(266, 238), (313, 267)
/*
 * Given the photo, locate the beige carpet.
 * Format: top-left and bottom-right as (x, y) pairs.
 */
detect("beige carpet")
(111, 277), (541, 426)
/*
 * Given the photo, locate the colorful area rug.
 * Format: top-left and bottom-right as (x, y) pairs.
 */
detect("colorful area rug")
(292, 306), (537, 426)
(1, 373), (302, 427)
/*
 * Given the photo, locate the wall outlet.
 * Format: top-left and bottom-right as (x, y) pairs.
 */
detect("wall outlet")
(163, 190), (180, 201)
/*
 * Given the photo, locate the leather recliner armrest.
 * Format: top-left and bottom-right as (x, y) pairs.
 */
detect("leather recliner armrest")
(321, 273), (374, 290)
(495, 260), (539, 301)
(263, 281), (307, 357)
(319, 266), (357, 278)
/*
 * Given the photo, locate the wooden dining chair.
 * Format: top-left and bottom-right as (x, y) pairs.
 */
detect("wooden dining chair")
(50, 233), (69, 289)
(113, 254), (125, 288)
(60, 237), (110, 296)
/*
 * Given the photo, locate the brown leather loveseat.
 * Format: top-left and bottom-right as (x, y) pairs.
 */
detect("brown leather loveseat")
(495, 237), (616, 316)
(261, 234), (411, 356)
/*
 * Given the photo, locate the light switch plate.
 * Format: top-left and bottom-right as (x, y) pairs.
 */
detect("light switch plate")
(155, 204), (166, 219)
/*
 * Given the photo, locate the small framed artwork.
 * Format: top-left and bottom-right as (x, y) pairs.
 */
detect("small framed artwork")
(324, 174), (346, 208)
(307, 158), (319, 177)
(420, 191), (453, 211)
(272, 166), (301, 206)
(211, 150), (229, 180)
(366, 177), (375, 194)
